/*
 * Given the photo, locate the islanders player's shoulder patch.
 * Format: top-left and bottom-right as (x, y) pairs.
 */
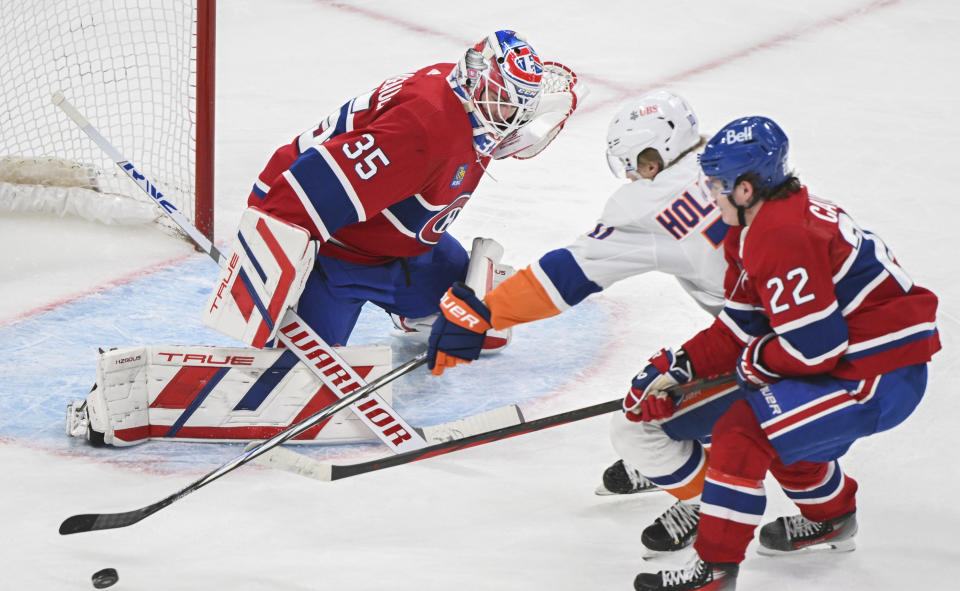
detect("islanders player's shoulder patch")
(450, 164), (468, 188)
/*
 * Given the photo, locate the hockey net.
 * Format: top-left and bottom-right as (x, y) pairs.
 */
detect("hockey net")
(0, 0), (215, 238)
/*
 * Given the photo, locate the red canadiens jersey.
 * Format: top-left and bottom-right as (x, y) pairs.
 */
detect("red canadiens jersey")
(248, 63), (489, 264)
(684, 187), (940, 381)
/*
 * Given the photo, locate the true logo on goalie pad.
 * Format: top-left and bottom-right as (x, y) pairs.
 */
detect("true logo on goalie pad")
(208, 252), (241, 314)
(203, 208), (315, 348)
(88, 345), (393, 446)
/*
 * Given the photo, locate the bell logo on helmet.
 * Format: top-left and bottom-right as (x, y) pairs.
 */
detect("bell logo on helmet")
(725, 126), (754, 144)
(701, 116), (791, 194)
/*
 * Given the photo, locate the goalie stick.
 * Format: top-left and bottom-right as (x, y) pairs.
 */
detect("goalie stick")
(59, 353), (427, 535)
(53, 92), (429, 454)
(252, 371), (738, 482)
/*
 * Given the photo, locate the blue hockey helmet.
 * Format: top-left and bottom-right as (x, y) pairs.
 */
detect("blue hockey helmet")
(699, 116), (790, 195)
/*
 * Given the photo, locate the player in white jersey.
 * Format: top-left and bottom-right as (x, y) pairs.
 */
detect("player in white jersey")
(425, 91), (730, 510)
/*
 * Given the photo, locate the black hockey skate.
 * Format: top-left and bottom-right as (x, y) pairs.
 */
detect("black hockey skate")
(642, 500), (700, 553)
(757, 510), (857, 555)
(595, 459), (659, 495)
(634, 555), (738, 591)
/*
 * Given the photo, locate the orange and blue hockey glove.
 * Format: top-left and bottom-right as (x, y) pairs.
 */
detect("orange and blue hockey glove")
(427, 282), (492, 376)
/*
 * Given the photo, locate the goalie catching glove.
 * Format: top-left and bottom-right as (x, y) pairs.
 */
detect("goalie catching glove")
(428, 282), (492, 376)
(491, 61), (588, 160)
(623, 348), (694, 422)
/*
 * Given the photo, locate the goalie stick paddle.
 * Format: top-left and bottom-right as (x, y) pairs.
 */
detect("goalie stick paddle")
(256, 371), (738, 482)
(58, 353), (427, 535)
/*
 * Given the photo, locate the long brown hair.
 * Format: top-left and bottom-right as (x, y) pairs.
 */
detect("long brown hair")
(637, 136), (708, 173)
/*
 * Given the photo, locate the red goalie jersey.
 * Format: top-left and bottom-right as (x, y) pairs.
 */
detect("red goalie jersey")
(248, 63), (489, 265)
(684, 187), (940, 381)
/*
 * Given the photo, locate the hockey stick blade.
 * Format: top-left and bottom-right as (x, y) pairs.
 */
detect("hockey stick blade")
(255, 371), (736, 482)
(60, 494), (178, 535)
(59, 354), (427, 535)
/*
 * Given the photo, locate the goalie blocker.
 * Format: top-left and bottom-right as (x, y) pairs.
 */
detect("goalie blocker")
(202, 207), (315, 348)
(66, 344), (393, 446)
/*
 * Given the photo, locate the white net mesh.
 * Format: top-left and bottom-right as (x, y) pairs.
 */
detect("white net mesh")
(0, 0), (203, 226)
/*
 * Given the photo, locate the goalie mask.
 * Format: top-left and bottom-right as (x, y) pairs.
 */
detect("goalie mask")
(606, 90), (700, 179)
(453, 30), (544, 156)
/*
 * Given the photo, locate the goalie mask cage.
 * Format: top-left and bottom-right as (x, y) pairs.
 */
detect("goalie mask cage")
(0, 0), (215, 239)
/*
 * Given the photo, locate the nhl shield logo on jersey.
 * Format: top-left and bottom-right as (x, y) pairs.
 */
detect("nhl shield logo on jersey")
(450, 164), (468, 188)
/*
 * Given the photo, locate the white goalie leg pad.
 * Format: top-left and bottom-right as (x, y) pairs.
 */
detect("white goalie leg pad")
(203, 207), (315, 348)
(66, 344), (393, 446)
(389, 312), (438, 336)
(79, 347), (152, 446)
(491, 62), (590, 160)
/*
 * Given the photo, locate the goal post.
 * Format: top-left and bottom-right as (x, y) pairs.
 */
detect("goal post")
(195, 0), (216, 240)
(0, 0), (216, 240)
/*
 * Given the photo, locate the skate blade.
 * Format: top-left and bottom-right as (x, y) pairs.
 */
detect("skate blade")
(594, 484), (662, 496)
(641, 544), (696, 562)
(757, 537), (856, 557)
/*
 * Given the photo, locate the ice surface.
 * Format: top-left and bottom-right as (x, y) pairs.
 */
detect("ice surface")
(2, 1), (958, 589)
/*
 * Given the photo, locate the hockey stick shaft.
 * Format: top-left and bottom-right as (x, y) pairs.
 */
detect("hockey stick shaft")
(52, 92), (428, 453)
(262, 371), (737, 482)
(59, 353), (427, 535)
(52, 91), (225, 265)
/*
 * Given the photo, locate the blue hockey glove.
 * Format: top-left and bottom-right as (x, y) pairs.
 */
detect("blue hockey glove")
(623, 348), (694, 422)
(428, 282), (492, 376)
(737, 333), (779, 390)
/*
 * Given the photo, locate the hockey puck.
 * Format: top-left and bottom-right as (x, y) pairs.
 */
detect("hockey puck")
(91, 568), (119, 589)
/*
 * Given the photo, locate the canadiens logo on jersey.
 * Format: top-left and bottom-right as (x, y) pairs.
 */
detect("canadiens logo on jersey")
(420, 194), (470, 244)
(450, 164), (468, 188)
